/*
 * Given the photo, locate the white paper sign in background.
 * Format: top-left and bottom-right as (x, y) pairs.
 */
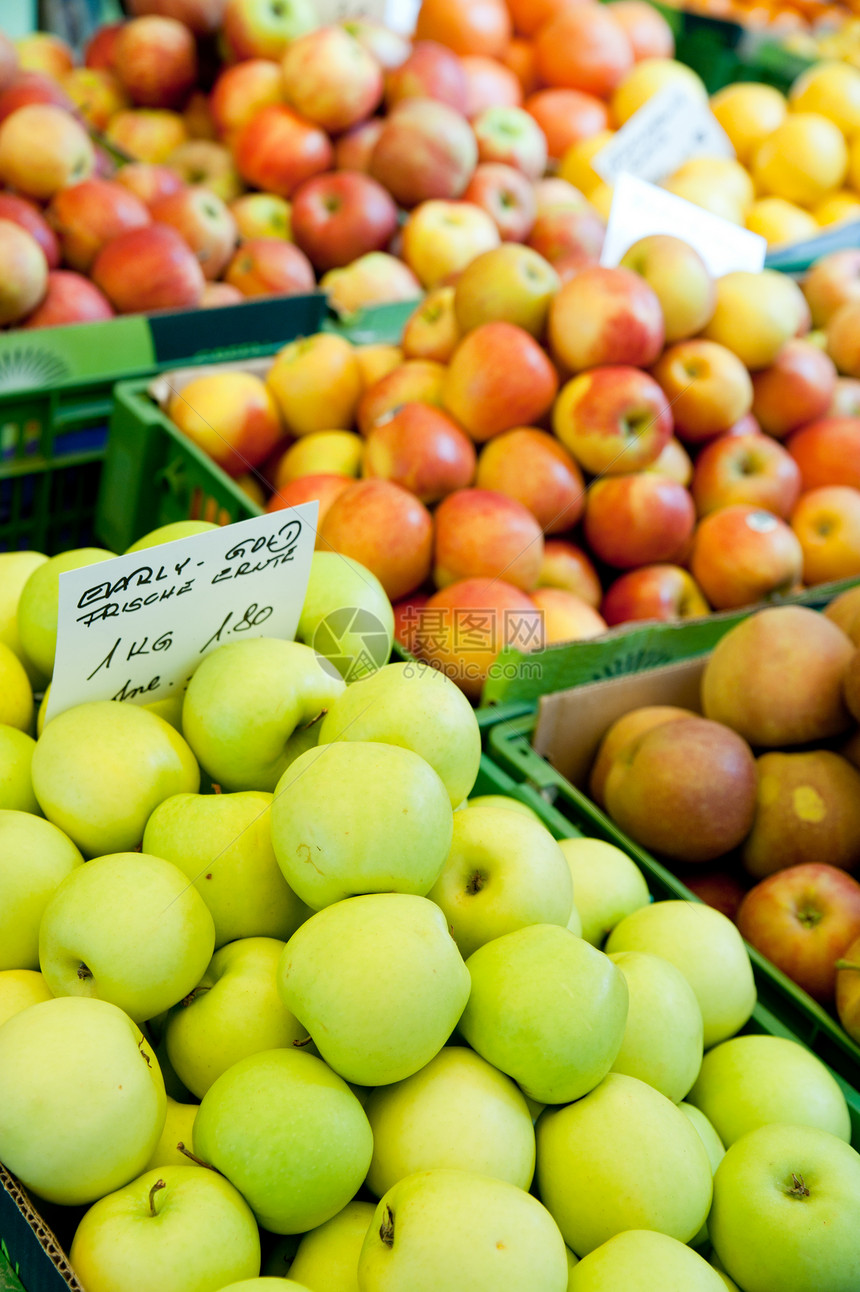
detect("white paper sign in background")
(313, 0), (420, 32)
(47, 504), (318, 724)
(593, 84), (734, 187)
(601, 174), (767, 277)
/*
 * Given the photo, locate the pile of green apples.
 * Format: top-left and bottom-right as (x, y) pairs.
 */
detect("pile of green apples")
(1, 529), (860, 1292)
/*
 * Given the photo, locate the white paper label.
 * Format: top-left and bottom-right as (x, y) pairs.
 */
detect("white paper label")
(312, 0), (419, 32)
(593, 84), (735, 187)
(600, 174), (767, 277)
(46, 505), (318, 724)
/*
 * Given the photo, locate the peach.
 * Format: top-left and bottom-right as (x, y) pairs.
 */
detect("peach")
(319, 478), (433, 601)
(825, 584), (860, 643)
(552, 365), (673, 475)
(22, 269), (114, 328)
(357, 360), (447, 436)
(619, 234), (715, 343)
(234, 104), (333, 199)
(787, 417), (860, 491)
(585, 473), (695, 568)
(114, 16), (197, 109)
(362, 403), (476, 503)
(266, 474), (353, 538)
(601, 565), (709, 628)
(538, 540), (602, 607)
(475, 427), (584, 533)
(692, 434), (802, 520)
(589, 705), (697, 808)
(652, 340), (754, 444)
(751, 339), (838, 439)
(531, 588), (606, 645)
(548, 265), (663, 373)
(223, 239), (315, 298)
(827, 301), (860, 379)
(91, 222), (204, 313)
(701, 604), (854, 746)
(106, 108), (187, 162)
(0, 103), (94, 200)
(690, 505), (804, 612)
(267, 333), (362, 438)
(442, 321), (559, 442)
(402, 287), (461, 364)
(433, 487), (544, 591)
(452, 243), (559, 337)
(401, 199), (499, 289)
(210, 59), (283, 140)
(802, 248), (860, 328)
(169, 371), (284, 476)
(791, 486), (860, 585)
(385, 40), (468, 113)
(369, 98), (478, 208)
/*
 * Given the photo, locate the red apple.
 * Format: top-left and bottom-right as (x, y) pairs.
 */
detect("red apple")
(85, 24), (123, 71)
(342, 20), (411, 72)
(362, 402), (476, 503)
(0, 103), (95, 200)
(434, 487), (544, 590)
(539, 540), (602, 606)
(601, 564), (710, 627)
(150, 186), (238, 280)
(222, 0), (318, 61)
(476, 427), (585, 532)
(526, 203), (605, 267)
(0, 219), (47, 325)
(319, 478), (434, 600)
(751, 339), (838, 439)
(0, 193), (59, 268)
(200, 281), (244, 307)
(91, 222), (205, 313)
(369, 97), (478, 208)
(267, 473), (353, 536)
(113, 16), (197, 109)
(690, 504), (804, 610)
(127, 0), (227, 36)
(585, 473), (696, 568)
(281, 25), (384, 135)
(548, 264), (664, 372)
(0, 33), (18, 92)
(224, 238), (315, 297)
(532, 586), (607, 644)
(290, 171), (398, 273)
(461, 54), (521, 118)
(385, 40), (468, 113)
(473, 104), (548, 181)
(680, 868), (748, 922)
(21, 270), (114, 328)
(334, 117), (384, 173)
(443, 320), (559, 442)
(357, 360), (447, 437)
(0, 72), (74, 124)
(115, 161), (185, 207)
(210, 59), (283, 140)
(553, 365), (673, 475)
(234, 104), (333, 199)
(462, 161), (536, 242)
(787, 417), (860, 491)
(692, 433), (802, 520)
(48, 179), (152, 273)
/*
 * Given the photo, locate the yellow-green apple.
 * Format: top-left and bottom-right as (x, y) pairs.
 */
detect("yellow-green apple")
(589, 707), (697, 807)
(737, 862), (860, 1000)
(401, 198), (499, 289)
(0, 192), (59, 267)
(652, 340), (754, 444)
(584, 473), (695, 568)
(222, 0), (318, 61)
(606, 900), (756, 1048)
(357, 359), (446, 435)
(827, 300), (860, 377)
(402, 286), (460, 363)
(826, 583), (860, 643)
(71, 1165), (260, 1292)
(443, 320), (558, 440)
(182, 637), (346, 793)
(319, 478), (433, 600)
(558, 837), (650, 945)
(150, 185), (237, 279)
(532, 588), (606, 643)
(548, 266), (664, 373)
(115, 160), (184, 207)
(0, 810), (82, 969)
(710, 1122), (860, 1292)
(836, 932), (860, 1041)
(427, 803), (573, 956)
(462, 161), (536, 242)
(434, 487), (544, 590)
(22, 269), (114, 328)
(334, 116), (384, 172)
(288, 1201), (375, 1286)
(473, 104), (547, 180)
(291, 172), (398, 273)
(567, 1230), (725, 1291)
(62, 65), (129, 130)
(275, 431), (361, 485)
(362, 402), (476, 503)
(211, 58), (283, 139)
(701, 604), (854, 747)
(0, 219), (47, 325)
(15, 32), (74, 78)
(689, 505), (804, 610)
(792, 485), (860, 584)
(526, 203), (606, 269)
(460, 923), (628, 1104)
(369, 98), (478, 207)
(0, 970), (52, 1028)
(234, 104), (333, 198)
(619, 233), (716, 343)
(553, 366), (673, 475)
(476, 427), (584, 532)
(359, 1169), (567, 1291)
(106, 107), (188, 163)
(345, 18), (410, 71)
(413, 577), (542, 700)
(321, 251), (421, 317)
(803, 248), (860, 328)
(602, 564), (709, 627)
(167, 370), (284, 475)
(318, 659), (480, 807)
(143, 790), (307, 945)
(751, 339), (838, 438)
(384, 39), (468, 112)
(0, 71), (73, 123)
(608, 950), (703, 1101)
(0, 997), (165, 1205)
(538, 540), (602, 606)
(829, 377), (860, 417)
(0, 647), (28, 734)
(692, 434), (802, 521)
(230, 192), (291, 241)
(279, 894), (468, 1084)
(281, 26), (383, 134)
(680, 1100), (726, 1246)
(0, 726), (38, 813)
(603, 715), (757, 864)
(16, 546), (115, 679)
(164, 140), (242, 201)
(224, 236), (314, 297)
(689, 1033), (850, 1147)
(127, 520), (218, 552)
(702, 269), (810, 371)
(92, 222), (204, 312)
(453, 243), (559, 336)
(114, 16), (196, 109)
(268, 332), (356, 436)
(295, 548), (394, 681)
(787, 416), (860, 491)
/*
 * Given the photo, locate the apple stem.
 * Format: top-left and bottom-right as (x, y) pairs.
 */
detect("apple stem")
(77, 962), (92, 980)
(466, 871), (486, 895)
(180, 986), (210, 1007)
(302, 709), (327, 731)
(788, 1172), (810, 1198)
(148, 1179), (166, 1215)
(177, 1143), (222, 1175)
(380, 1205), (395, 1248)
(212, 783), (223, 795)
(835, 960), (860, 971)
(292, 1035), (313, 1048)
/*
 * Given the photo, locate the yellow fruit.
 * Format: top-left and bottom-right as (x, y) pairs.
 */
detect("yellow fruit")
(790, 61), (860, 137)
(662, 172), (745, 225)
(745, 197), (819, 246)
(669, 157), (755, 213)
(558, 131), (614, 196)
(753, 113), (848, 207)
(610, 58), (707, 127)
(814, 190), (860, 225)
(277, 431), (363, 483)
(0, 642), (33, 733)
(702, 270), (810, 371)
(710, 82), (787, 166)
(587, 181), (614, 220)
(847, 134), (860, 194)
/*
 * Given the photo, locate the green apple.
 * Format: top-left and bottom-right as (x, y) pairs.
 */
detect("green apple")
(359, 1168), (568, 1291)
(70, 1164), (261, 1292)
(0, 725), (38, 813)
(0, 641), (33, 732)
(0, 996), (165, 1204)
(0, 549), (48, 686)
(182, 637), (346, 792)
(193, 1048), (373, 1234)
(427, 805), (574, 959)
(364, 1046), (535, 1197)
(0, 968), (52, 1028)
(144, 692), (185, 731)
(32, 700), (199, 857)
(710, 1122), (860, 1292)
(688, 1034), (851, 1146)
(537, 1073), (713, 1257)
(567, 1229), (727, 1291)
(16, 546), (116, 679)
(125, 521), (218, 553)
(143, 791), (308, 947)
(458, 924), (628, 1105)
(467, 795), (541, 819)
(318, 662), (480, 807)
(557, 838), (650, 947)
(679, 1101), (726, 1246)
(288, 1200), (375, 1291)
(279, 894), (470, 1086)
(605, 900), (756, 1049)
(144, 1095), (198, 1171)
(608, 950), (703, 1102)
(166, 937), (306, 1098)
(710, 1261), (740, 1291)
(566, 1248), (579, 1286)
(39, 851), (215, 1022)
(297, 551), (394, 683)
(271, 743), (453, 910)
(0, 809), (83, 969)
(219, 1283), (310, 1291)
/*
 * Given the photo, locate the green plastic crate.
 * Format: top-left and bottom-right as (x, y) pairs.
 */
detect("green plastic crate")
(485, 711), (860, 1094)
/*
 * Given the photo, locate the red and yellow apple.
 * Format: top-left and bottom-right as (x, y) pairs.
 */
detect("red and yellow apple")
(223, 238), (314, 297)
(434, 487), (544, 591)
(0, 103), (94, 200)
(553, 365), (673, 475)
(475, 427), (585, 532)
(601, 565), (709, 627)
(585, 473), (696, 568)
(291, 172), (398, 273)
(691, 433), (802, 519)
(653, 340), (754, 444)
(690, 505), (804, 611)
(369, 97), (478, 208)
(452, 242), (559, 337)
(751, 339), (838, 439)
(363, 402), (475, 504)
(319, 478), (434, 601)
(538, 540), (602, 607)
(91, 222), (204, 313)
(443, 320), (559, 442)
(281, 25), (383, 135)
(401, 199), (500, 289)
(234, 104), (333, 199)
(548, 265), (664, 373)
(791, 485), (860, 585)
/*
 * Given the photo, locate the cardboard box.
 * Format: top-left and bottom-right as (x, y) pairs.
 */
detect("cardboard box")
(0, 1167), (82, 1292)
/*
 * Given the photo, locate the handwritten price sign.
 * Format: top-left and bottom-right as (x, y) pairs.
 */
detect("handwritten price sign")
(46, 503), (318, 724)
